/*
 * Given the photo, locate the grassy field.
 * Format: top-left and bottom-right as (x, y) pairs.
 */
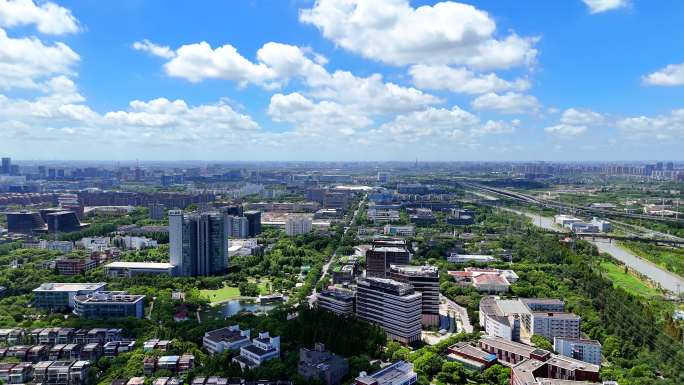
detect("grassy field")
(200, 285), (240, 303)
(599, 261), (661, 298)
(248, 277), (271, 295)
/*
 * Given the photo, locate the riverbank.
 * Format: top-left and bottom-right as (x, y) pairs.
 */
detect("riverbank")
(494, 205), (684, 294)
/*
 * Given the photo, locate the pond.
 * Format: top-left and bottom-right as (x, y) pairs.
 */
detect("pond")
(201, 298), (286, 320)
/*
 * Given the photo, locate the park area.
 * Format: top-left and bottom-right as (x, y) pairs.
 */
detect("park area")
(599, 261), (661, 298)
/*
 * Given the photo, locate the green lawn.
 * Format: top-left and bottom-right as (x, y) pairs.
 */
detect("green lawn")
(200, 285), (240, 303)
(599, 262), (661, 298)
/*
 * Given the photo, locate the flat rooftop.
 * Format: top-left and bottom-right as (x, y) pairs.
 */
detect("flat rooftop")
(389, 264), (438, 277)
(33, 282), (106, 292)
(75, 292), (145, 304)
(546, 355), (599, 372)
(356, 361), (415, 385)
(449, 342), (497, 362)
(532, 312), (581, 320)
(480, 336), (548, 358)
(105, 262), (175, 269)
(553, 337), (601, 346)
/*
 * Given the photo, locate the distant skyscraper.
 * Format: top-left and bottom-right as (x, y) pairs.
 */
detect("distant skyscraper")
(244, 210), (262, 237)
(1, 157), (10, 174)
(169, 210), (230, 276)
(148, 203), (165, 220)
(227, 215), (249, 238)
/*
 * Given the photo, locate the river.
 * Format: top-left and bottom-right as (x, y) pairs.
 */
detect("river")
(499, 206), (684, 293)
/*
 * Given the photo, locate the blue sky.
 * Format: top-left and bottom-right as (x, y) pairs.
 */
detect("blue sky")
(0, 0), (683, 161)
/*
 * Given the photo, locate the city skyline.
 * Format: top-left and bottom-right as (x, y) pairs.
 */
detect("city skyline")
(1, 0), (683, 161)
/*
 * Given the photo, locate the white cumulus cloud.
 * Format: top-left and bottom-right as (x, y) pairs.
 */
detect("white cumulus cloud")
(471, 92), (540, 114)
(409, 65), (530, 94)
(132, 40), (176, 59)
(268, 92), (371, 136)
(299, 0), (538, 69)
(617, 109), (684, 140)
(544, 124), (587, 136)
(582, 0), (628, 14)
(0, 28), (79, 90)
(0, 0), (79, 34)
(560, 108), (604, 125)
(642, 62), (684, 86)
(163, 41), (277, 85)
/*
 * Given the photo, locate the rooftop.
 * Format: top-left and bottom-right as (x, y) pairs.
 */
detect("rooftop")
(105, 262), (175, 269)
(33, 282), (106, 293)
(480, 336), (548, 358)
(448, 342), (497, 362)
(389, 264), (438, 277)
(553, 337), (601, 346)
(532, 312), (581, 320)
(205, 326), (249, 343)
(356, 361), (415, 385)
(75, 291), (145, 304)
(546, 355), (599, 372)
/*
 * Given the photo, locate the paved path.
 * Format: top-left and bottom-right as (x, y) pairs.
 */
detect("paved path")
(308, 196), (365, 308)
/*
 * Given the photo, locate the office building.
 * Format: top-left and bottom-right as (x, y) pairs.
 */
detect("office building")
(479, 336), (551, 365)
(56, 258), (97, 276)
(1, 158), (10, 175)
(510, 354), (600, 385)
(447, 253), (495, 264)
(104, 262), (176, 277)
(388, 265), (439, 327)
(445, 342), (497, 371)
(553, 337), (602, 366)
(46, 211), (86, 234)
(202, 326), (251, 355)
(73, 291), (145, 319)
(589, 217), (612, 233)
(377, 172), (390, 183)
(169, 210), (229, 276)
(479, 297), (578, 342)
(285, 215), (312, 236)
(367, 208), (400, 223)
(244, 210), (262, 236)
(354, 361), (416, 385)
(365, 238), (411, 278)
(317, 289), (355, 316)
(40, 240), (74, 253)
(531, 312), (581, 341)
(148, 203), (165, 220)
(33, 283), (107, 311)
(5, 211), (46, 234)
(382, 225), (415, 237)
(232, 332), (280, 369)
(356, 277), (422, 344)
(298, 343), (349, 385)
(227, 215), (249, 238)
